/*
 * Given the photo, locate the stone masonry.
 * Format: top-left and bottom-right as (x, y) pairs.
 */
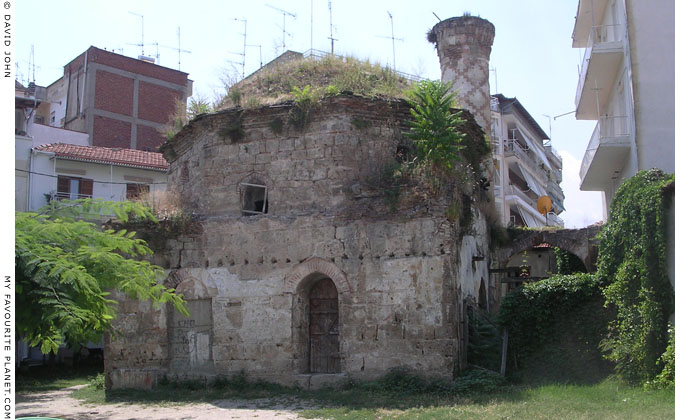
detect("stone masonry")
(105, 14), (497, 390)
(105, 94), (492, 390)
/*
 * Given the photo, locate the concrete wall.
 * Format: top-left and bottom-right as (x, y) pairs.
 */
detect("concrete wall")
(107, 95), (492, 389)
(27, 123), (90, 148)
(15, 135), (32, 211)
(626, 0), (674, 175)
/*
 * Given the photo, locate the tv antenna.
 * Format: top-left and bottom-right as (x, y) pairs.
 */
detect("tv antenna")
(328, 0), (337, 54)
(159, 27), (192, 70)
(266, 4), (296, 53)
(229, 18), (248, 78)
(128, 11), (145, 56)
(377, 11), (403, 71)
(542, 114), (552, 142)
(490, 67), (498, 94)
(126, 41), (159, 61)
(29, 44), (35, 82)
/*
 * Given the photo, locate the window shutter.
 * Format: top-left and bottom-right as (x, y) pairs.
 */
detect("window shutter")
(57, 176), (70, 194)
(79, 179), (93, 198)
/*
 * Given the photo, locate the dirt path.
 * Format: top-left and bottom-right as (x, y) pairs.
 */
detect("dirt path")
(17, 386), (321, 420)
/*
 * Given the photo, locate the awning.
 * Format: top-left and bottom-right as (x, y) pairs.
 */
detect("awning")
(517, 205), (540, 227)
(516, 165), (547, 197)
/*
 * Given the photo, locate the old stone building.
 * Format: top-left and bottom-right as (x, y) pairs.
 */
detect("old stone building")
(105, 15), (497, 389)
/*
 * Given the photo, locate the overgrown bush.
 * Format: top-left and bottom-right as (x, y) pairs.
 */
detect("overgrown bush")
(554, 246), (587, 275)
(406, 80), (466, 173)
(89, 373), (105, 390)
(646, 325), (674, 390)
(452, 368), (506, 393)
(467, 307), (502, 372)
(498, 274), (613, 382)
(597, 169), (674, 384)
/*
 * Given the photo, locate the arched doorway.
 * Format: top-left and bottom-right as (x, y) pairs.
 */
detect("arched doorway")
(308, 278), (340, 373)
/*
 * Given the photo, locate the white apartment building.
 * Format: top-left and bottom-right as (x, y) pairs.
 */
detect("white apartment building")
(491, 94), (565, 228)
(573, 0), (674, 216)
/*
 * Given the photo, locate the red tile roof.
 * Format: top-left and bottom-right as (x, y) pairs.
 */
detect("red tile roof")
(533, 242), (552, 249)
(34, 143), (168, 171)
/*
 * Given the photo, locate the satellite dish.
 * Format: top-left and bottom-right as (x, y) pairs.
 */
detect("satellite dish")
(537, 196), (553, 216)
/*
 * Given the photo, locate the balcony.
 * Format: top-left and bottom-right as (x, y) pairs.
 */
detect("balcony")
(575, 25), (625, 120)
(580, 116), (631, 190)
(544, 145), (562, 170)
(505, 140), (535, 166)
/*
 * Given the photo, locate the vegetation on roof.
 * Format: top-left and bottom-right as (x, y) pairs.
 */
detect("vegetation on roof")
(218, 54), (415, 110)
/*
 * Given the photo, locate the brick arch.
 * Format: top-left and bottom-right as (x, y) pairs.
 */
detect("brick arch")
(284, 257), (352, 295)
(496, 226), (601, 273)
(236, 171), (274, 193)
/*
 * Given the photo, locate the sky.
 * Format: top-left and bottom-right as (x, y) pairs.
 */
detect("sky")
(14, 0), (606, 227)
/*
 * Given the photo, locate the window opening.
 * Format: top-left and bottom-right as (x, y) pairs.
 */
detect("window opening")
(241, 182), (268, 215)
(56, 175), (93, 200)
(126, 183), (150, 200)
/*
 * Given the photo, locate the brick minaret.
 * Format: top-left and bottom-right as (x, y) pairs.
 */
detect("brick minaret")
(428, 16), (495, 133)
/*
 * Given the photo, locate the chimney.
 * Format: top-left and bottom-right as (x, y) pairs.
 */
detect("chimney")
(428, 15), (495, 133)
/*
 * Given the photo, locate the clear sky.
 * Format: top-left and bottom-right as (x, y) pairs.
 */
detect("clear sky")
(15, 0), (606, 227)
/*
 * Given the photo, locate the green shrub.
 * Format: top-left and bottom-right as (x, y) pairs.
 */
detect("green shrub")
(646, 325), (674, 390)
(498, 273), (613, 382)
(452, 368), (505, 393)
(597, 169), (674, 384)
(88, 373), (105, 390)
(405, 80), (465, 173)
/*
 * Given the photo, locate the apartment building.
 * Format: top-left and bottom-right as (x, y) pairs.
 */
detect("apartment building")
(572, 0), (674, 216)
(34, 46), (193, 151)
(491, 94), (565, 228)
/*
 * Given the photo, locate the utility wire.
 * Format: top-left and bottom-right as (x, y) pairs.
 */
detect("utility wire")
(15, 168), (169, 185)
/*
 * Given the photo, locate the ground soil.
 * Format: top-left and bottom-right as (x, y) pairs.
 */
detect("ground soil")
(17, 385), (321, 420)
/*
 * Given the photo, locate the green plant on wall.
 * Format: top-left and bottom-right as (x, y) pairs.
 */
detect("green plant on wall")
(405, 80), (465, 173)
(554, 246), (587, 275)
(289, 85), (316, 130)
(597, 169), (674, 385)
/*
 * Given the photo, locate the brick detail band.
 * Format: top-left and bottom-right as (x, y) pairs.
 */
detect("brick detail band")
(284, 256), (352, 295)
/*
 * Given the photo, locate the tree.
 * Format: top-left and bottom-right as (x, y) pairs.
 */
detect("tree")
(15, 199), (188, 354)
(406, 80), (466, 172)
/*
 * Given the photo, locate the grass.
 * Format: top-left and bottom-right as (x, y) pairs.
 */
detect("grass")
(219, 54), (414, 110)
(60, 369), (674, 420)
(299, 379), (674, 420)
(17, 364), (100, 393)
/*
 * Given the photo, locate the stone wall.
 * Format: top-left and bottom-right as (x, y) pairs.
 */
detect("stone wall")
(107, 94), (491, 389)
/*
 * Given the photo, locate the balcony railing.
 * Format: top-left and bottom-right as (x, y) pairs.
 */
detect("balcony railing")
(580, 115), (630, 181)
(545, 145), (562, 169)
(51, 192), (92, 201)
(508, 184), (536, 208)
(505, 140), (535, 165)
(576, 24), (623, 109)
(547, 212), (565, 227)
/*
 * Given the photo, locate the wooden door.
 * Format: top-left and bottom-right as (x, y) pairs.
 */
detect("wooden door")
(309, 278), (340, 373)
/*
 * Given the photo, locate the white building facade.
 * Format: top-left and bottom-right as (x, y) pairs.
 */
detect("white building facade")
(27, 144), (168, 212)
(573, 0), (674, 216)
(490, 95), (565, 228)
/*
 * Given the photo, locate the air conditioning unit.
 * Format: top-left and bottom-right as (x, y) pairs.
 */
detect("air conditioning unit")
(138, 55), (155, 64)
